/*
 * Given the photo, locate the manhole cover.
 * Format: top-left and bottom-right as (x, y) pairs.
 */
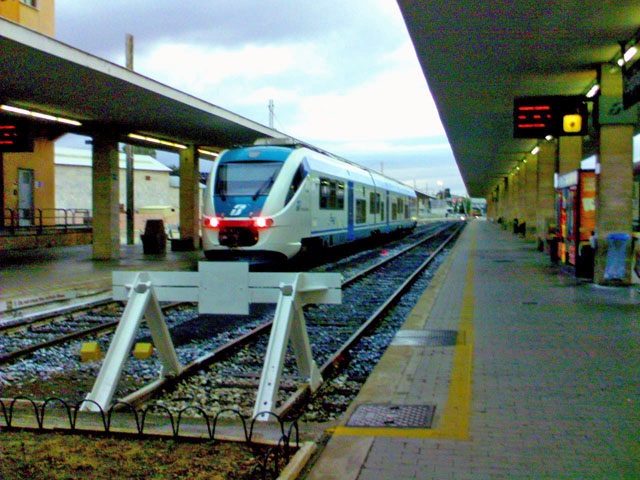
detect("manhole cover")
(347, 404), (435, 428)
(391, 329), (460, 347)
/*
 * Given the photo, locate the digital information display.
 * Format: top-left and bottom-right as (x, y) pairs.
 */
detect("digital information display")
(0, 117), (34, 153)
(514, 96), (588, 138)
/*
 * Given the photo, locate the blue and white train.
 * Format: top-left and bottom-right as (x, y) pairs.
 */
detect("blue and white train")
(202, 140), (417, 262)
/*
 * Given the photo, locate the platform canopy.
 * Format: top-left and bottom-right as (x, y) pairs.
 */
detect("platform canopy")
(397, 1), (640, 197)
(0, 18), (285, 152)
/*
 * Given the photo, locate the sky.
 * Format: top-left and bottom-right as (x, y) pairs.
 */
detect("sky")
(54, 0), (466, 196)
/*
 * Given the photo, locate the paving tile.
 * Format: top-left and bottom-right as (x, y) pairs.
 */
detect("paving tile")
(309, 222), (640, 479)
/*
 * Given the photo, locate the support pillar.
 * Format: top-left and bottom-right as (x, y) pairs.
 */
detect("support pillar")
(536, 141), (557, 248)
(517, 162), (527, 231)
(498, 177), (507, 228)
(92, 133), (120, 260)
(523, 153), (538, 240)
(486, 186), (497, 220)
(179, 146), (199, 250)
(558, 136), (582, 175)
(592, 64), (635, 284)
(509, 172), (519, 232)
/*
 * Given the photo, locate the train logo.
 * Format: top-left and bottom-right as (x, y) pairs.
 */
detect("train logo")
(230, 204), (248, 216)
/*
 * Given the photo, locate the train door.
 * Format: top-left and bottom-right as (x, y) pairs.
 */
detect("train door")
(18, 168), (34, 227)
(347, 181), (355, 241)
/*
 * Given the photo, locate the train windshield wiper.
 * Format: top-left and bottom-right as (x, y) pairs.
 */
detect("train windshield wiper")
(252, 175), (275, 200)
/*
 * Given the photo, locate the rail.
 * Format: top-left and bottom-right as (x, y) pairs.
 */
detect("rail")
(1, 208), (91, 235)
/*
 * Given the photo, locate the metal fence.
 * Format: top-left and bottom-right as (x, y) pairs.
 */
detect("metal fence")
(2, 208), (91, 235)
(0, 397), (299, 479)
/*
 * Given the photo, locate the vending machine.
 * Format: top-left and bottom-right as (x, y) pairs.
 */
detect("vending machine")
(555, 169), (596, 275)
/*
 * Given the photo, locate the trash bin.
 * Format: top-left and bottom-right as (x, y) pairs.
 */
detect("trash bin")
(548, 237), (559, 264)
(603, 233), (630, 281)
(141, 219), (167, 254)
(576, 244), (594, 279)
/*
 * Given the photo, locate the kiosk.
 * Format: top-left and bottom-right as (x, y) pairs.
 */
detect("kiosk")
(555, 169), (596, 277)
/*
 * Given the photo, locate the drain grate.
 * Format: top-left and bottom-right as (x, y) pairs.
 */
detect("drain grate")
(346, 404), (435, 428)
(391, 329), (460, 347)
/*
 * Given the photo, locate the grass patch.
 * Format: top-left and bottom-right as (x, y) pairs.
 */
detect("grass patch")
(0, 430), (268, 479)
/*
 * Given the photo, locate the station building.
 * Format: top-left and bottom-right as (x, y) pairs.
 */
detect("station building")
(0, 0), (56, 231)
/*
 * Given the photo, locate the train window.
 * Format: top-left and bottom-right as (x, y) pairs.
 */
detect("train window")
(381, 200), (385, 221)
(392, 203), (397, 220)
(369, 192), (382, 214)
(319, 178), (345, 210)
(356, 199), (366, 223)
(215, 161), (283, 198)
(285, 164), (307, 205)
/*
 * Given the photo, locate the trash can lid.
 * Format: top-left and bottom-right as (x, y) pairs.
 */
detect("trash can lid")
(607, 233), (630, 241)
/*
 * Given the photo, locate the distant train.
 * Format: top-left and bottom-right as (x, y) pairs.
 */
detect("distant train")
(202, 140), (417, 262)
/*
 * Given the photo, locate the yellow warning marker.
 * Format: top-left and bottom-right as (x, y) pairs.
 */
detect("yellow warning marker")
(563, 113), (582, 133)
(80, 342), (102, 362)
(133, 342), (154, 360)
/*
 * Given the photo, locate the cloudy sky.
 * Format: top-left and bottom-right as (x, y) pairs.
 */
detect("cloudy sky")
(55, 0), (466, 196)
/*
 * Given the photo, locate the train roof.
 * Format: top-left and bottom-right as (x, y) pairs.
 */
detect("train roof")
(298, 148), (415, 197)
(222, 140), (416, 197)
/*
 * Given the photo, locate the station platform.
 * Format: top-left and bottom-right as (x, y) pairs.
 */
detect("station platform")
(306, 220), (639, 479)
(0, 244), (201, 313)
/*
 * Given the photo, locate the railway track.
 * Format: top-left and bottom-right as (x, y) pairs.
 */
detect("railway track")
(0, 302), (187, 366)
(132, 222), (463, 420)
(0, 222), (447, 366)
(0, 221), (461, 417)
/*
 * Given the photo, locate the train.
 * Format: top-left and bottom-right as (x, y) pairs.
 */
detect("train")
(202, 139), (418, 262)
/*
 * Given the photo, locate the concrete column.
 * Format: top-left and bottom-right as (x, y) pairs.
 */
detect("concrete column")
(592, 64), (635, 284)
(510, 171), (520, 232)
(494, 181), (503, 226)
(516, 162), (527, 230)
(536, 141), (557, 247)
(504, 176), (512, 228)
(179, 146), (200, 250)
(499, 177), (508, 228)
(523, 153), (538, 240)
(593, 125), (634, 284)
(558, 136), (582, 175)
(92, 133), (120, 260)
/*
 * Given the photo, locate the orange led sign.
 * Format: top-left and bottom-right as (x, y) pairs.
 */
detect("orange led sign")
(0, 118), (34, 152)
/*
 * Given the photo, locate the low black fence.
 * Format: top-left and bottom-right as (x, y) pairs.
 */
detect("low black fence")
(0, 396), (300, 479)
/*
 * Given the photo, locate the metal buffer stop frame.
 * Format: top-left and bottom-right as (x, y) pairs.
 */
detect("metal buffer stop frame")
(82, 262), (342, 420)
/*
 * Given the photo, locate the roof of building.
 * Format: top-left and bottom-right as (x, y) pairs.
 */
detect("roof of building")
(168, 175), (205, 190)
(55, 147), (171, 172)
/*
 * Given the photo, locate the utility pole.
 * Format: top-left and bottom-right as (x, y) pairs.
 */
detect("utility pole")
(125, 34), (135, 245)
(268, 99), (275, 129)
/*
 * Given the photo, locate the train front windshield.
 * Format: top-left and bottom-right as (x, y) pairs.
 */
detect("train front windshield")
(215, 161), (283, 197)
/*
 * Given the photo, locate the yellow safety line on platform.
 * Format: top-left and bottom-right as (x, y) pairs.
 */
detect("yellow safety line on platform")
(333, 227), (477, 440)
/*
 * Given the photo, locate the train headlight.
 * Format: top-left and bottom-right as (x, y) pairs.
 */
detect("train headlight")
(203, 216), (220, 229)
(253, 217), (274, 228)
